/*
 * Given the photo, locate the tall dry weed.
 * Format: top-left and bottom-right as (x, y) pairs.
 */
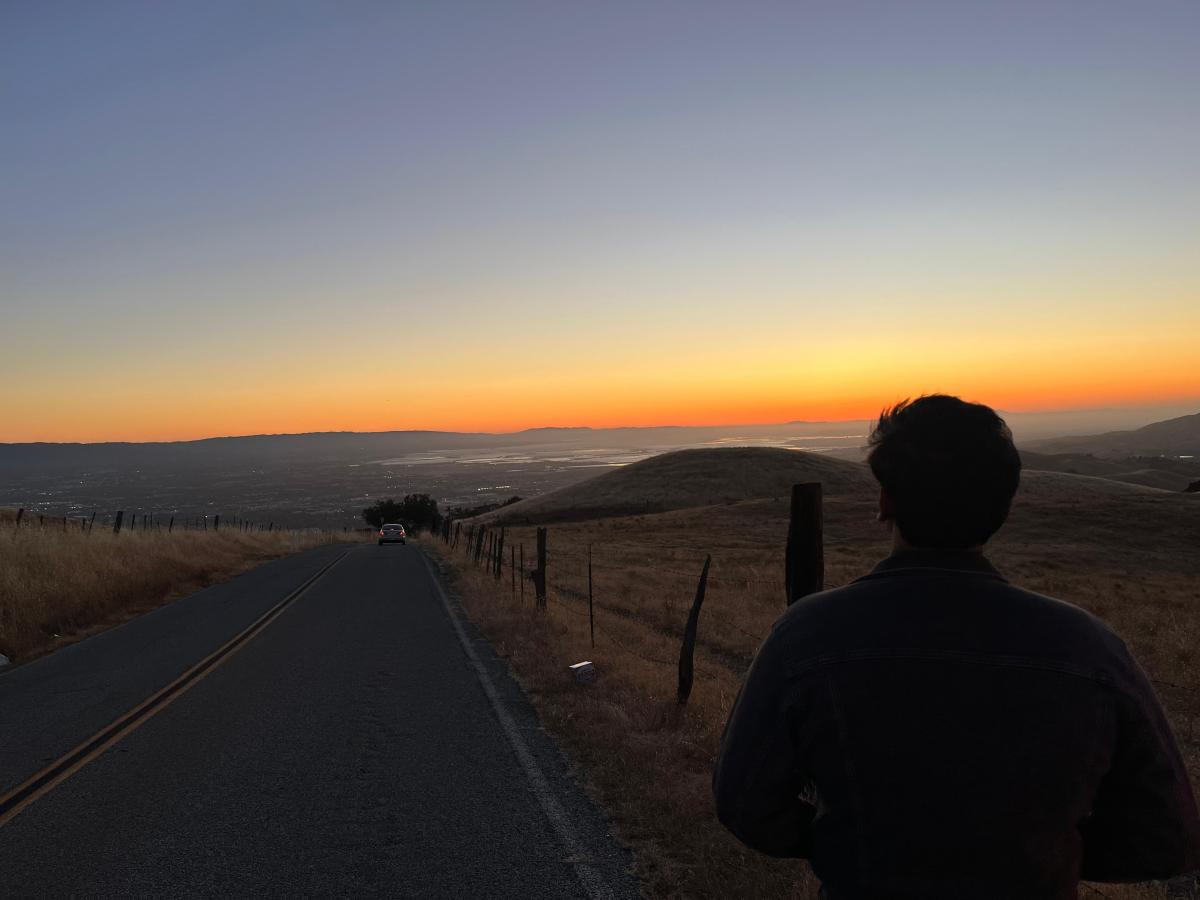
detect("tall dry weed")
(0, 524), (347, 661)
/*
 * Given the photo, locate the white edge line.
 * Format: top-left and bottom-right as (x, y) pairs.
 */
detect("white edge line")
(419, 550), (617, 900)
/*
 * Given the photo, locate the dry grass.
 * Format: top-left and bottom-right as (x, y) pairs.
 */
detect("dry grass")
(0, 516), (357, 663)
(480, 447), (873, 525)
(422, 462), (1198, 899)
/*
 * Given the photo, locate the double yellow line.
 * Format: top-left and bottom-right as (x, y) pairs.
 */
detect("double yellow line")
(0, 550), (348, 828)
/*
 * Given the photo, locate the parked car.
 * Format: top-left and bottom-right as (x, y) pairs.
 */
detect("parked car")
(378, 523), (406, 545)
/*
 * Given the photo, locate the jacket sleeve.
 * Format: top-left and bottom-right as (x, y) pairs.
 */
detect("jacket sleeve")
(1080, 654), (1200, 881)
(712, 627), (816, 858)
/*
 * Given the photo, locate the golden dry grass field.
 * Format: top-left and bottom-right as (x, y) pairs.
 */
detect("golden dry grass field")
(0, 511), (356, 663)
(425, 448), (1200, 899)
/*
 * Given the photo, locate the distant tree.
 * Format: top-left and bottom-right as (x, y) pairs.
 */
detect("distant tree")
(362, 494), (441, 532)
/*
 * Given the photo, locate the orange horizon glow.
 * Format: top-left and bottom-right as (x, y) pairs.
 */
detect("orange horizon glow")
(6, 380), (1198, 444)
(5, 316), (1199, 442)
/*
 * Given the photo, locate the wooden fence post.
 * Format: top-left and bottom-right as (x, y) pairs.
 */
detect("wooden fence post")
(519, 543), (525, 602)
(511, 545), (516, 594)
(677, 554), (712, 706)
(168, 516), (175, 533)
(15, 508), (23, 528)
(214, 514), (220, 531)
(588, 544), (595, 648)
(532, 527), (547, 610)
(785, 483), (824, 606)
(113, 510), (124, 534)
(495, 527), (505, 579)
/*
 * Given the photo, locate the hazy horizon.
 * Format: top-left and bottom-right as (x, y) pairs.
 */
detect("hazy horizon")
(3, 399), (1197, 447)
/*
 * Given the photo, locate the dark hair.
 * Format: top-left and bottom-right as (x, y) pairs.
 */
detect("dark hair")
(867, 395), (1021, 548)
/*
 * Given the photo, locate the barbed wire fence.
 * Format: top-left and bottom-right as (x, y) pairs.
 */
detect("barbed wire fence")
(2, 506), (356, 541)
(432, 484), (825, 706)
(430, 494), (1200, 786)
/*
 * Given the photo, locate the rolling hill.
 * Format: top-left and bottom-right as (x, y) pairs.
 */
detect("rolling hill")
(480, 447), (876, 523)
(1017, 450), (1200, 492)
(478, 445), (1192, 525)
(1023, 411), (1200, 458)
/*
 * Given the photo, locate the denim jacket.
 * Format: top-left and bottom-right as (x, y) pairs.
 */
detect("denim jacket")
(713, 550), (1199, 900)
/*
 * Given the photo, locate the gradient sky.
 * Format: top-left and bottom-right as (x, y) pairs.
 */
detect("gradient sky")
(3, 1), (1198, 442)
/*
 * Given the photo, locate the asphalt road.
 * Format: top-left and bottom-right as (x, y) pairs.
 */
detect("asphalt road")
(0, 544), (639, 898)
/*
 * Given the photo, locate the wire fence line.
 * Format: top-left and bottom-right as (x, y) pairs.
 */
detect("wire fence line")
(2, 506), (357, 539)
(430, 491), (831, 706)
(432, 501), (1200, 772)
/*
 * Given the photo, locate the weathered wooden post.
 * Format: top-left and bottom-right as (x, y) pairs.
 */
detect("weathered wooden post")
(532, 527), (547, 610)
(677, 554), (712, 706)
(168, 516), (175, 533)
(785, 483), (824, 606)
(495, 527), (505, 579)
(511, 545), (516, 594)
(113, 510), (124, 535)
(588, 544), (595, 648)
(519, 543), (525, 602)
(213, 514), (220, 531)
(14, 508), (23, 528)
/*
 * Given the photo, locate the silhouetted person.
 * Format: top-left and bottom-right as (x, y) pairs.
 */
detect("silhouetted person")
(714, 395), (1199, 900)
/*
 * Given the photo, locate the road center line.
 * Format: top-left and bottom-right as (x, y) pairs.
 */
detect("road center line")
(0, 549), (350, 828)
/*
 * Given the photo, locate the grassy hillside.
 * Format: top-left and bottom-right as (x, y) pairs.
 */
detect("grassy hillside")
(0, 514), (354, 663)
(1025, 411), (1200, 458)
(431, 448), (1198, 899)
(1019, 450), (1200, 492)
(479, 445), (1192, 527)
(481, 447), (876, 523)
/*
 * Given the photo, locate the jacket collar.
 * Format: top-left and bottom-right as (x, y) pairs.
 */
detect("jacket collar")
(859, 548), (1007, 582)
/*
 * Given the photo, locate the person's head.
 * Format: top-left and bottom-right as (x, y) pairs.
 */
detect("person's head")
(867, 395), (1021, 550)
